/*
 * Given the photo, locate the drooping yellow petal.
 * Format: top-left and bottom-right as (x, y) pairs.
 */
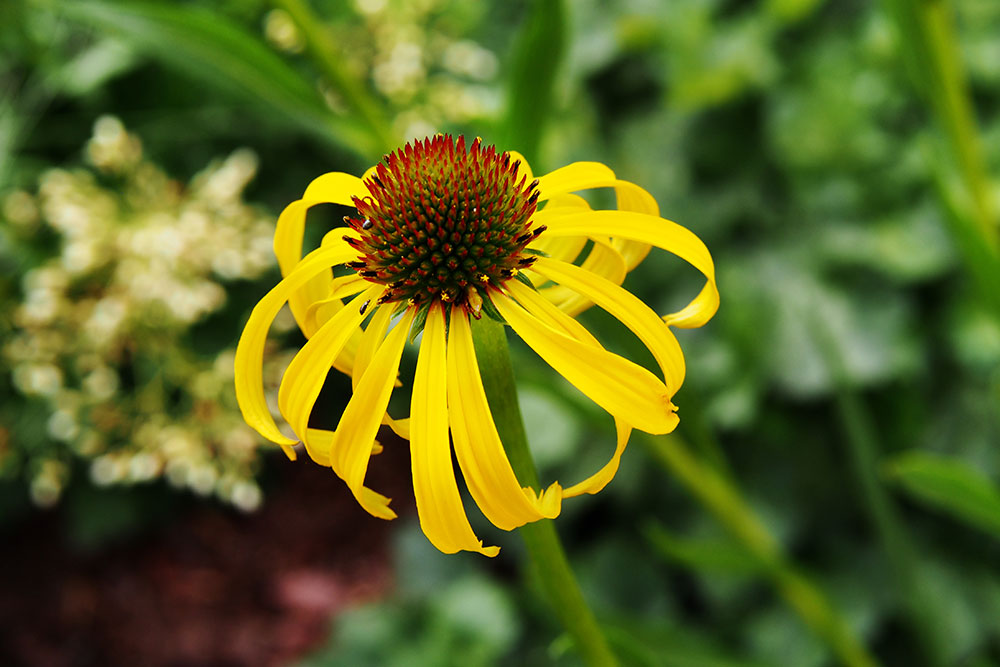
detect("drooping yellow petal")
(531, 256), (686, 392)
(353, 301), (393, 390)
(234, 242), (359, 449)
(273, 173), (367, 336)
(302, 428), (382, 467)
(346, 302), (410, 437)
(328, 307), (416, 520)
(608, 180), (656, 271)
(277, 286), (382, 446)
(503, 281), (640, 496)
(493, 290), (677, 434)
(384, 417), (410, 440)
(563, 420), (631, 498)
(538, 209), (719, 329)
(534, 170), (659, 275)
(411, 305), (499, 556)
(538, 236), (628, 316)
(447, 311), (561, 531)
(302, 274), (369, 334)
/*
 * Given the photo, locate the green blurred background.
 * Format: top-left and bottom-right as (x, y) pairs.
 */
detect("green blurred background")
(2, 0), (999, 665)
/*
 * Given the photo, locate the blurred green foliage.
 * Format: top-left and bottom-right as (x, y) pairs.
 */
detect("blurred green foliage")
(2, 0), (1000, 665)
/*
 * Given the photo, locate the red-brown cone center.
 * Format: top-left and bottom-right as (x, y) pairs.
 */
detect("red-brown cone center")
(344, 134), (543, 316)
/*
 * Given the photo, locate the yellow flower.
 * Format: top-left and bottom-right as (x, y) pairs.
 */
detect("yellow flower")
(235, 135), (717, 556)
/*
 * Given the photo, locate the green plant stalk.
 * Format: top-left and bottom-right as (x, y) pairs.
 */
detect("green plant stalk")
(831, 381), (948, 667)
(272, 0), (397, 153)
(811, 316), (947, 667)
(881, 0), (996, 245)
(471, 316), (617, 667)
(640, 434), (879, 667)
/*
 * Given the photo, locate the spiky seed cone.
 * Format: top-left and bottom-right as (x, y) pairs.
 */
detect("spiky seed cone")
(345, 135), (543, 315)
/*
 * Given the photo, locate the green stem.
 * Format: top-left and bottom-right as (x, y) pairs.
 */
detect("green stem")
(640, 434), (879, 667)
(272, 0), (397, 153)
(471, 316), (618, 667)
(812, 317), (947, 667)
(831, 383), (945, 667)
(881, 0), (996, 246)
(812, 328), (948, 666)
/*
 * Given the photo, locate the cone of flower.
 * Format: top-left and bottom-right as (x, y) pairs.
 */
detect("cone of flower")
(235, 134), (717, 556)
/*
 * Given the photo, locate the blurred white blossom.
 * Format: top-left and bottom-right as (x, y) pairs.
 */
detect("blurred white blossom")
(1, 117), (287, 507)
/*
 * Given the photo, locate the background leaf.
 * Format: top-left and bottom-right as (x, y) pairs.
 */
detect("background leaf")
(498, 0), (565, 164)
(886, 451), (1000, 539)
(51, 0), (378, 158)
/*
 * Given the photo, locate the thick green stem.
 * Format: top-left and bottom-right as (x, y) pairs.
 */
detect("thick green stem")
(471, 316), (618, 667)
(640, 434), (880, 667)
(273, 0), (397, 153)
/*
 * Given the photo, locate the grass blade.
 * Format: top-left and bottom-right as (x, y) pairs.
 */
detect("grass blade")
(50, 0), (379, 157)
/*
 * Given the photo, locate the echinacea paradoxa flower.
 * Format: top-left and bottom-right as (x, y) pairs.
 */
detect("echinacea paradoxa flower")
(235, 135), (717, 556)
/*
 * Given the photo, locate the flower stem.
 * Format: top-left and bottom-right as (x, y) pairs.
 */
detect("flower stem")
(471, 316), (618, 667)
(640, 433), (880, 667)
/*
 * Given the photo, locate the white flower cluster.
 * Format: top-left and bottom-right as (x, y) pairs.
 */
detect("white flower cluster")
(1, 116), (283, 511)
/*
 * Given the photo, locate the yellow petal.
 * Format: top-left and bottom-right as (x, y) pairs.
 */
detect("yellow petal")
(610, 182), (656, 271)
(385, 417), (410, 439)
(350, 303), (409, 435)
(273, 172), (367, 337)
(523, 193), (591, 287)
(353, 300), (393, 390)
(535, 162), (616, 201)
(537, 236), (627, 317)
(506, 150), (534, 183)
(535, 171), (659, 274)
(328, 307), (416, 520)
(302, 274), (369, 335)
(447, 311), (561, 531)
(412, 305), (499, 556)
(531, 257), (686, 392)
(538, 209), (719, 329)
(563, 420), (631, 498)
(234, 242), (359, 447)
(493, 289), (677, 434)
(302, 428), (382, 467)
(277, 286), (383, 445)
(503, 282), (639, 496)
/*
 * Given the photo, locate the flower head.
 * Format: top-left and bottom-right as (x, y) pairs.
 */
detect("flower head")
(344, 135), (542, 312)
(235, 134), (718, 555)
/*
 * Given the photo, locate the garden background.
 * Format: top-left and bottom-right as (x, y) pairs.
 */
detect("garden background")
(1, 0), (999, 665)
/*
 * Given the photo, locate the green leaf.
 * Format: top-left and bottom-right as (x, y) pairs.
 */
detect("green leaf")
(498, 0), (565, 164)
(51, 0), (378, 157)
(602, 613), (774, 667)
(643, 520), (763, 576)
(885, 451), (1000, 540)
